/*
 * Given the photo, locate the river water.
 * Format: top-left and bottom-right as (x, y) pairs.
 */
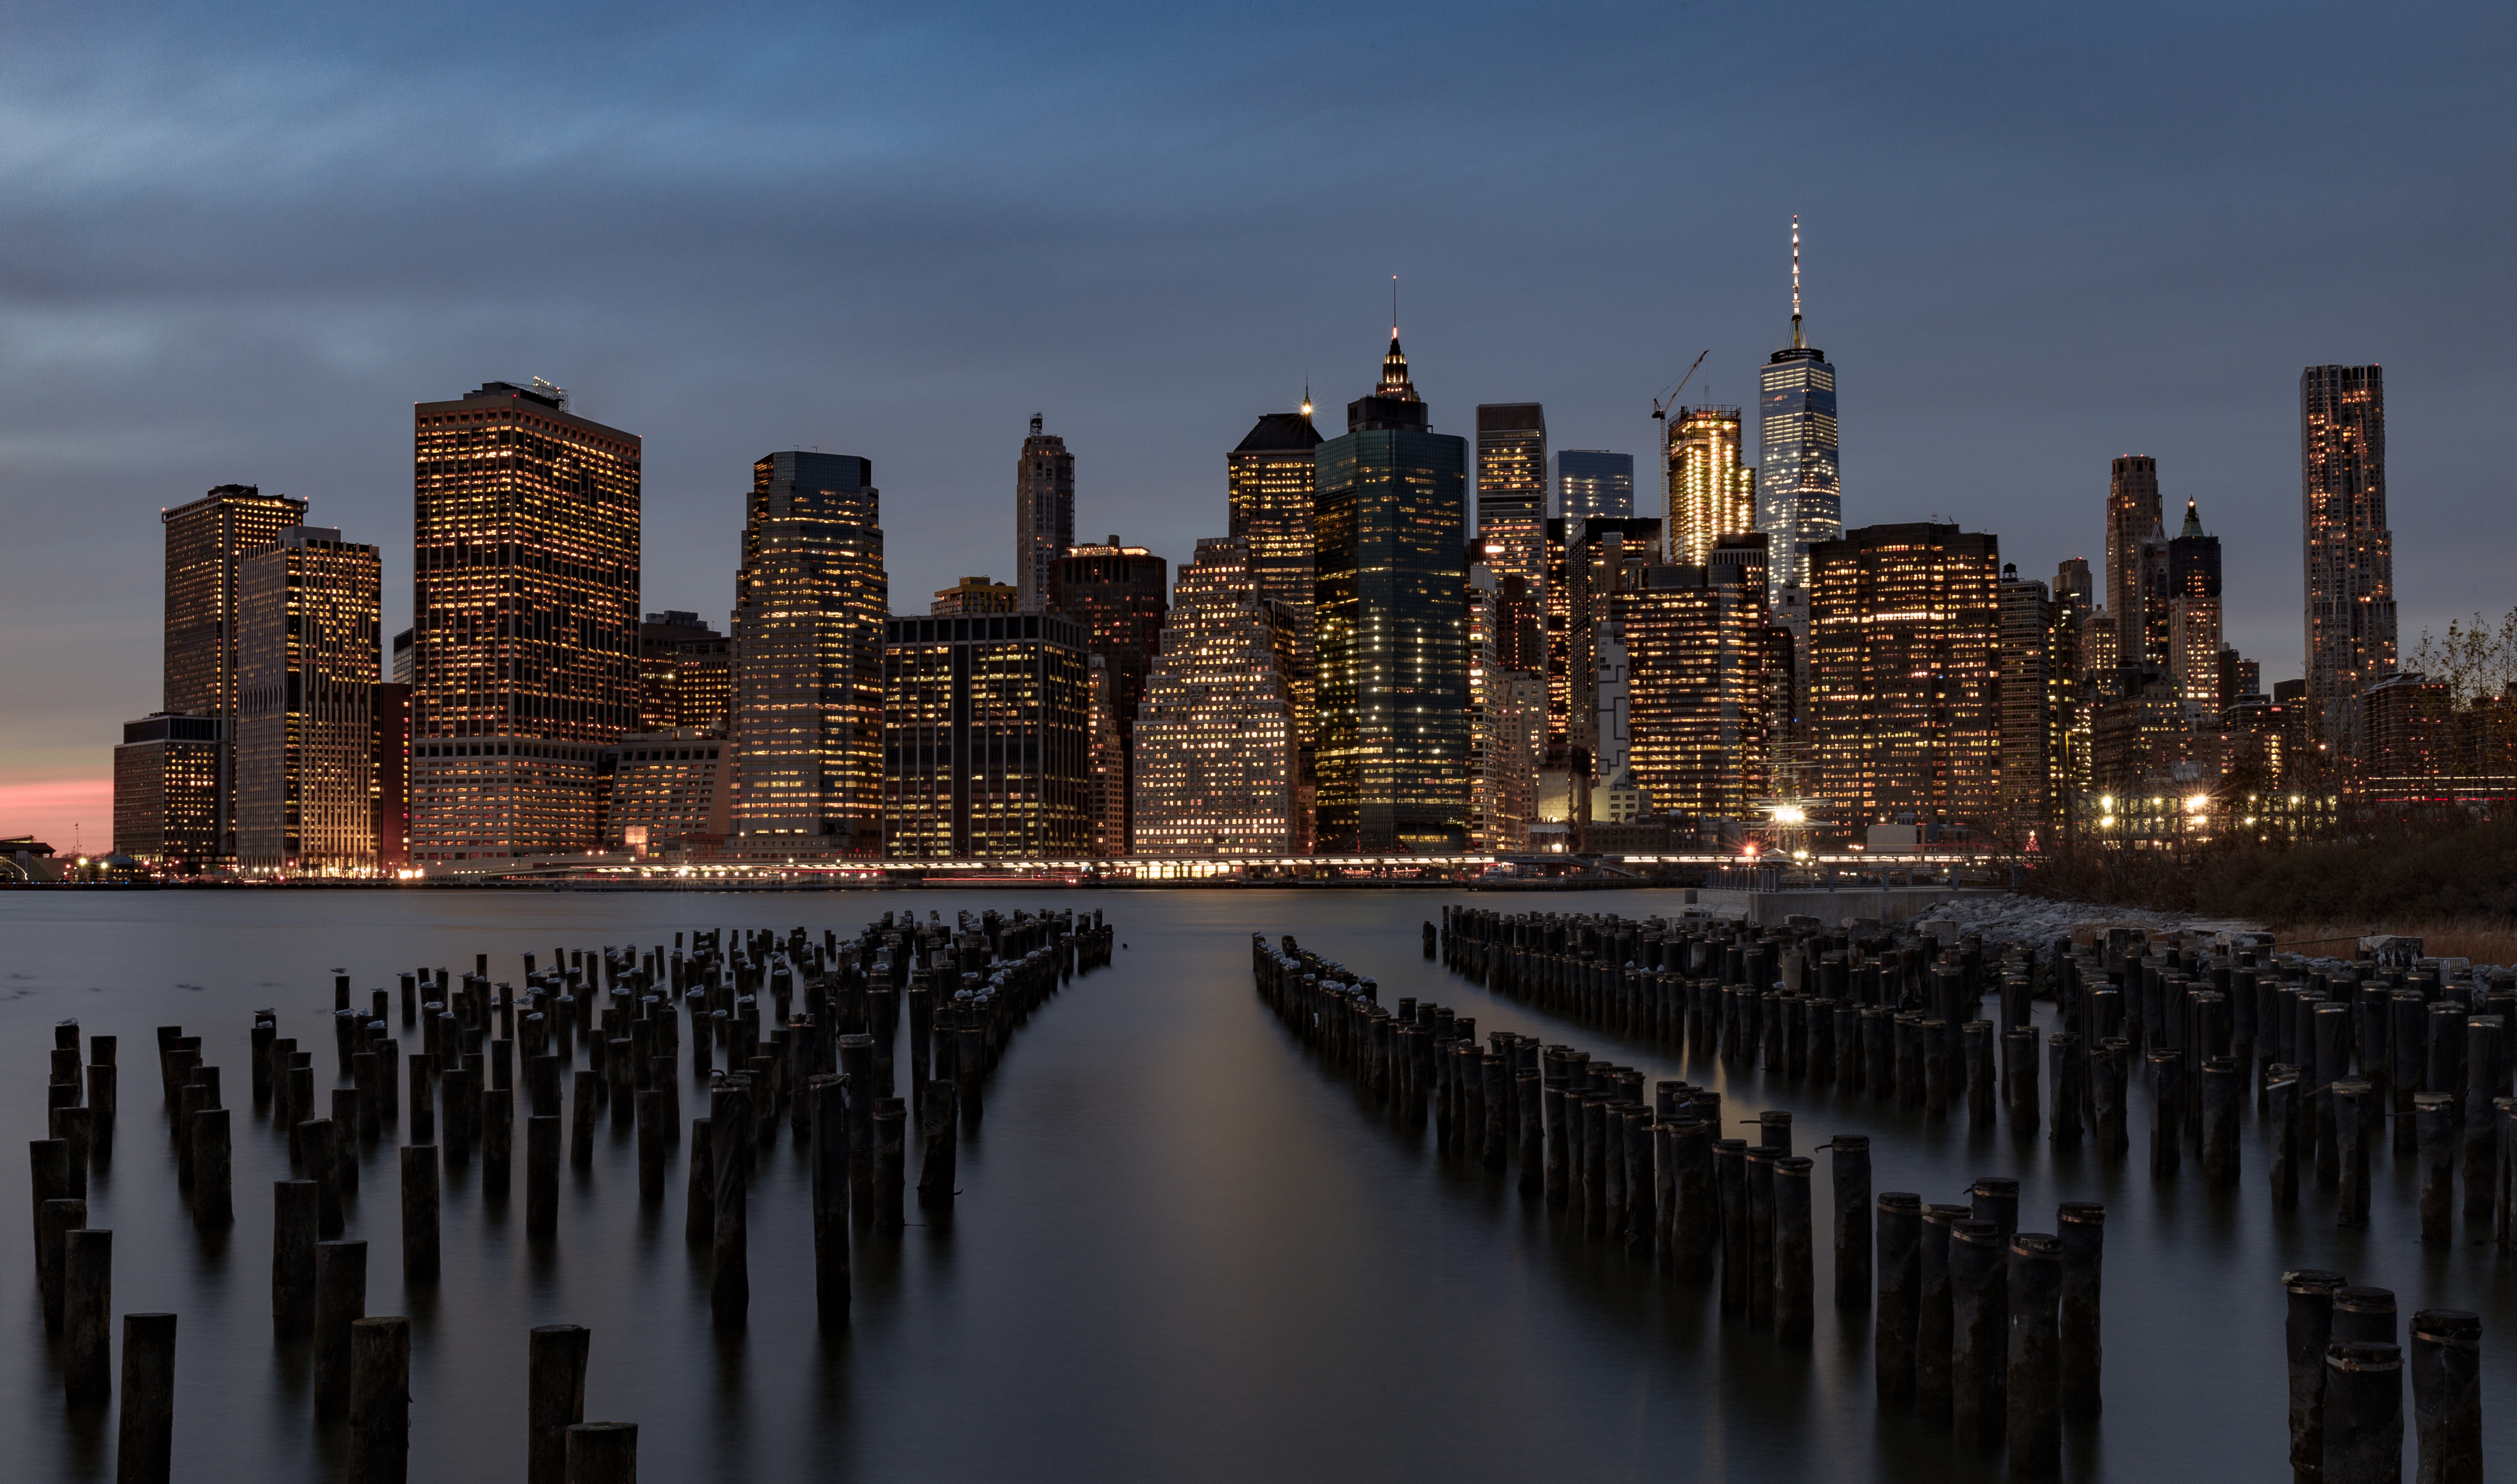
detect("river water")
(2, 887), (2508, 1482)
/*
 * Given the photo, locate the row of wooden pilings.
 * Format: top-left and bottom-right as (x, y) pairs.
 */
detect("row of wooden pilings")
(29, 905), (1114, 1482)
(1434, 908), (2517, 1245)
(2283, 1272), (2484, 1484)
(1258, 932), (2099, 1474)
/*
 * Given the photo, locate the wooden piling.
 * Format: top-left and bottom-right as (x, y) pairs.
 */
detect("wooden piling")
(65, 1227), (112, 1404)
(348, 1316), (410, 1484)
(2270, 1070), (2301, 1210)
(710, 1091), (749, 1326)
(2335, 1080), (2372, 1227)
(917, 1084), (957, 1211)
(1875, 1192), (1922, 1405)
(117, 1312), (177, 1484)
(2322, 1341), (2404, 1484)
(571, 1069), (597, 1168)
(1714, 1138), (1748, 1315)
(528, 1325), (591, 1484)
(2057, 1201), (2105, 1418)
(635, 1091), (664, 1202)
(2006, 1232), (2064, 1475)
(807, 1078), (850, 1325)
(1917, 1202), (1967, 1420)
(401, 1147), (438, 1283)
(484, 1085), (514, 1198)
(40, 1196), (85, 1331)
(1773, 1156), (1815, 1341)
(407, 1055), (435, 1145)
(563, 1421), (637, 1484)
(1950, 1219), (2007, 1448)
(273, 1180), (318, 1332)
(527, 1114), (560, 1236)
(2201, 1056), (2241, 1188)
(1828, 1135), (1870, 1309)
(300, 1119), (343, 1238)
(2286, 1268), (2347, 1479)
(313, 1239), (368, 1419)
(2409, 1309), (2481, 1484)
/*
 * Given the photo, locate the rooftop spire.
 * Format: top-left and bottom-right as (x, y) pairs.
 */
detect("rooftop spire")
(2181, 497), (2204, 538)
(1790, 216), (1804, 350)
(1377, 278), (1418, 402)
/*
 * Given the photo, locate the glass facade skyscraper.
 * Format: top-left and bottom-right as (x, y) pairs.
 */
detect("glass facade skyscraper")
(162, 481), (309, 866)
(728, 451), (887, 855)
(1756, 348), (1839, 594)
(880, 612), (1090, 858)
(1554, 450), (1633, 519)
(1313, 336), (1469, 854)
(2300, 364), (2395, 747)
(237, 526), (382, 873)
(1014, 416), (1074, 615)
(1473, 403), (1546, 592)
(1664, 406), (1754, 567)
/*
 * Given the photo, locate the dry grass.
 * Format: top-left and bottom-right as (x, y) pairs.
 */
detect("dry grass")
(2267, 917), (2517, 967)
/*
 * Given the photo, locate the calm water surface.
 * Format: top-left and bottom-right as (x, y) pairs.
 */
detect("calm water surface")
(3, 888), (2509, 1482)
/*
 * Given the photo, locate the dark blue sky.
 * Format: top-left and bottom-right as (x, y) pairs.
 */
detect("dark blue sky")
(4, 0), (2510, 838)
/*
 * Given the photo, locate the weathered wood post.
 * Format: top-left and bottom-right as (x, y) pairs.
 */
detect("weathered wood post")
(313, 1239), (368, 1419)
(1829, 1135), (1870, 1309)
(1950, 1219), (2007, 1448)
(563, 1421), (636, 1484)
(2270, 1069), (2301, 1210)
(528, 1115), (560, 1236)
(808, 1077), (849, 1325)
(2409, 1309), (2481, 1484)
(1773, 1156), (1815, 1341)
(2322, 1341), (2404, 1484)
(2287, 1268), (2347, 1479)
(2007, 1231), (2064, 1475)
(273, 1180), (318, 1333)
(192, 1107), (233, 1227)
(117, 1312), (177, 1484)
(2058, 1201), (2105, 1418)
(349, 1316), (410, 1484)
(528, 1324), (591, 1484)
(2148, 1049), (2183, 1178)
(710, 1088), (750, 1327)
(2415, 1093), (2455, 1245)
(1876, 1192), (1922, 1405)
(65, 1226), (113, 1403)
(1918, 1202), (1967, 1420)
(1714, 1138), (1748, 1315)
(917, 1083), (957, 1211)
(401, 1146), (439, 1283)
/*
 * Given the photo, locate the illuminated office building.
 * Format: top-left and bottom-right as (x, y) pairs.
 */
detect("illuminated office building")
(2167, 500), (2224, 718)
(236, 526), (382, 873)
(410, 380), (641, 863)
(1014, 416), (1074, 614)
(1051, 536), (1169, 851)
(1542, 515), (1662, 758)
(1468, 565), (1543, 852)
(931, 575), (1018, 616)
(391, 629), (414, 686)
(1554, 450), (1633, 519)
(1997, 564), (2053, 830)
(1665, 406), (1754, 567)
(162, 482), (308, 865)
(2301, 364), (2396, 746)
(728, 451), (887, 856)
(1085, 655), (1127, 856)
(1313, 334), (1469, 853)
(373, 682), (408, 872)
(1131, 537), (1301, 856)
(599, 729), (727, 855)
(112, 712), (222, 871)
(1474, 403), (1546, 592)
(637, 611), (722, 732)
(2104, 456), (2160, 649)
(1808, 523), (2001, 834)
(880, 612), (1090, 858)
(1229, 406), (1325, 763)
(1756, 221), (1840, 594)
(1616, 559), (1771, 822)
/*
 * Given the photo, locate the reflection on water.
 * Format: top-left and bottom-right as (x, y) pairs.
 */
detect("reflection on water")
(2, 888), (2509, 1483)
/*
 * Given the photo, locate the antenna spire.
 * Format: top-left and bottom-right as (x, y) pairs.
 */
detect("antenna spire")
(1391, 275), (1399, 341)
(1790, 215), (1804, 350)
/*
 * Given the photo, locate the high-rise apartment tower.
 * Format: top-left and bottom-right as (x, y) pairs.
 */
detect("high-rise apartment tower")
(1014, 416), (1074, 614)
(2301, 364), (2396, 746)
(1665, 406), (1754, 567)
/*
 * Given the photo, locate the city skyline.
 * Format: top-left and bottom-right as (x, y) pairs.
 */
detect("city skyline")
(6, 2), (2511, 847)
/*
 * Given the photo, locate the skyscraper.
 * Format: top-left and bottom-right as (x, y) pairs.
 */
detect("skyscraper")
(1756, 219), (1841, 594)
(1997, 564), (2053, 831)
(112, 713), (222, 871)
(236, 526), (382, 873)
(1050, 536), (1168, 852)
(1313, 333), (1470, 853)
(1617, 557), (1771, 822)
(2167, 500), (2224, 718)
(880, 611), (1091, 858)
(728, 451), (888, 856)
(1228, 405), (1325, 769)
(1543, 515), (1663, 759)
(1131, 537), (1301, 856)
(1808, 523), (2001, 835)
(1474, 403), (1546, 591)
(1466, 564), (1543, 853)
(637, 611), (720, 731)
(1664, 406), (1754, 566)
(931, 576), (1018, 615)
(1014, 416), (1074, 614)
(410, 380), (640, 864)
(2104, 455), (2161, 645)
(2301, 364), (2396, 746)
(1554, 450), (1634, 519)
(161, 481), (308, 865)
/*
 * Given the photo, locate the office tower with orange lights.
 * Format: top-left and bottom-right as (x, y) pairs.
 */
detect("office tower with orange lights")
(1313, 334), (1469, 853)
(728, 451), (888, 856)
(112, 712), (223, 871)
(1665, 405), (1754, 567)
(373, 681), (408, 872)
(1997, 563), (2053, 831)
(1468, 563), (1543, 852)
(1474, 403), (1547, 591)
(1807, 523), (2001, 836)
(1542, 514), (1662, 760)
(1051, 536), (1169, 850)
(409, 380), (641, 864)
(1229, 406), (1325, 770)
(2301, 364), (2396, 746)
(236, 526), (383, 873)
(1756, 220), (1840, 595)
(880, 611), (1091, 858)
(1131, 537), (1301, 855)
(931, 576), (1018, 615)
(2104, 455), (2160, 651)
(2166, 500), (2224, 718)
(1615, 555), (1771, 822)
(161, 481), (308, 865)
(637, 611), (722, 731)
(1014, 416), (1074, 614)
(1085, 655), (1127, 856)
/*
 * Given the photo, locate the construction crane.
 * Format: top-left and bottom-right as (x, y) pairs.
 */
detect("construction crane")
(1651, 349), (1710, 444)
